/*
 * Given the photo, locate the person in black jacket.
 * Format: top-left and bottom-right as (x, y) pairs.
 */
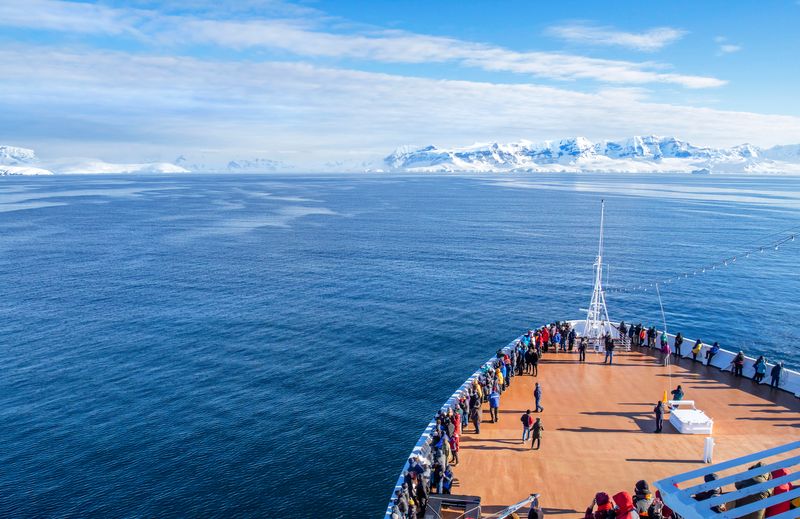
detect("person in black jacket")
(603, 333), (615, 364)
(693, 472), (727, 512)
(770, 362), (784, 388)
(578, 337), (587, 362)
(673, 332), (683, 359)
(527, 496), (544, 519)
(654, 401), (664, 433)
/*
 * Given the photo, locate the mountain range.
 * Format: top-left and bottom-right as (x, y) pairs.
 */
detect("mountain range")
(384, 136), (800, 174)
(3, 137), (800, 175)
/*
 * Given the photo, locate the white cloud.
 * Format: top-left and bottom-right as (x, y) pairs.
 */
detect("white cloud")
(179, 19), (722, 88)
(719, 44), (742, 54)
(0, 0), (723, 89)
(547, 23), (686, 51)
(0, 0), (144, 35)
(714, 36), (742, 55)
(0, 46), (796, 167)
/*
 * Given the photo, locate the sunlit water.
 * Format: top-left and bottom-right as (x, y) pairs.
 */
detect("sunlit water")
(0, 173), (798, 517)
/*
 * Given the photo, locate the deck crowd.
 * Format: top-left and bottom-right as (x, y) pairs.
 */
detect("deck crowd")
(390, 321), (792, 519)
(584, 467), (797, 519)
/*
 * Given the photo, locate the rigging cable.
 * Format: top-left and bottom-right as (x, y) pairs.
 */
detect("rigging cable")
(607, 229), (797, 294)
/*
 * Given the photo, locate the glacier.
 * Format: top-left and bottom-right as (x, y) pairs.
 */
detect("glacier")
(384, 136), (800, 174)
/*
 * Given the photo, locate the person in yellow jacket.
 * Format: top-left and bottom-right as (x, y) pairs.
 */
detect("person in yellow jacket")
(473, 380), (483, 401)
(691, 340), (703, 362)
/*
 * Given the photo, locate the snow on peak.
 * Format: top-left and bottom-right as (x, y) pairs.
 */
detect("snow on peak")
(0, 165), (53, 176)
(384, 136), (800, 174)
(0, 145), (37, 165)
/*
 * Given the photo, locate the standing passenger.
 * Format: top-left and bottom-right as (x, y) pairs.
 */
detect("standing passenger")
(691, 340), (703, 362)
(530, 418), (543, 450)
(770, 362), (784, 388)
(578, 337), (587, 362)
(706, 342), (721, 366)
(654, 401), (664, 433)
(604, 334), (615, 364)
(488, 390), (500, 422)
(520, 410), (533, 443)
(530, 349), (539, 377)
(469, 405), (481, 434)
(534, 383), (543, 413)
(732, 350), (745, 376)
(673, 332), (683, 359)
(753, 356), (767, 383)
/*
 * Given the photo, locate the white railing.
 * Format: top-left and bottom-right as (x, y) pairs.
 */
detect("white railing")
(603, 321), (800, 397)
(383, 335), (522, 518)
(654, 440), (800, 519)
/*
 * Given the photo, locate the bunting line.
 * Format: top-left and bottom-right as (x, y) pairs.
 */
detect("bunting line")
(606, 228), (798, 294)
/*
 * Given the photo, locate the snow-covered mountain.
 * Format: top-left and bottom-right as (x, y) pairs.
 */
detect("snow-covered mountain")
(43, 159), (188, 174)
(0, 145), (190, 175)
(0, 146), (37, 165)
(384, 136), (800, 174)
(174, 155), (289, 172)
(0, 165), (53, 176)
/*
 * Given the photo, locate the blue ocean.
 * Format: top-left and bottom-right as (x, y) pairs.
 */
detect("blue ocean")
(0, 173), (798, 517)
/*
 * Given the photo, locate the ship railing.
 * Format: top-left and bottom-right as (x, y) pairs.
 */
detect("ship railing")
(569, 320), (800, 398)
(654, 440), (800, 519)
(383, 335), (522, 519)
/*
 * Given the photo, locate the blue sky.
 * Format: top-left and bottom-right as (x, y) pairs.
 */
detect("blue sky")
(1, 0), (799, 166)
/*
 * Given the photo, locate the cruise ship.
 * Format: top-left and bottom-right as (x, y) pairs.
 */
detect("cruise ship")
(385, 203), (800, 519)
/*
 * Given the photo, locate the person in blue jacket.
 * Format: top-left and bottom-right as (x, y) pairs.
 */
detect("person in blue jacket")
(488, 390), (500, 422)
(706, 341), (721, 366)
(534, 382), (543, 413)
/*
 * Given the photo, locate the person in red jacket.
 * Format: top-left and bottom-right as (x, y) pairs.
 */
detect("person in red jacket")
(612, 491), (639, 519)
(585, 492), (614, 519)
(766, 467), (794, 517)
(448, 433), (459, 466)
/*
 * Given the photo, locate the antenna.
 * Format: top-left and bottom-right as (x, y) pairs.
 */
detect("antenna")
(584, 200), (612, 350)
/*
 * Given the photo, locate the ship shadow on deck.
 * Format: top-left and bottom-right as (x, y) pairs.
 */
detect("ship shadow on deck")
(459, 444), (530, 452)
(539, 360), (662, 367)
(578, 410), (664, 433)
(626, 457), (702, 464)
(480, 505), (579, 516)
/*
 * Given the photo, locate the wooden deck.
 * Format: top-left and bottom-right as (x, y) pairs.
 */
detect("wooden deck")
(452, 348), (800, 517)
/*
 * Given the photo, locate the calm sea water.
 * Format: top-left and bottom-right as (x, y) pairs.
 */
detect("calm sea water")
(1, 173), (798, 517)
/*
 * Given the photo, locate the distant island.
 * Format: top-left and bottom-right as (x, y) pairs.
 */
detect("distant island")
(3, 136), (800, 175)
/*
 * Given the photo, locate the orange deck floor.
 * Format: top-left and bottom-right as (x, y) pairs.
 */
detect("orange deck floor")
(451, 348), (800, 517)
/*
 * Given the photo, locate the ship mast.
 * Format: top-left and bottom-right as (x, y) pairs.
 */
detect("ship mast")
(584, 200), (612, 349)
